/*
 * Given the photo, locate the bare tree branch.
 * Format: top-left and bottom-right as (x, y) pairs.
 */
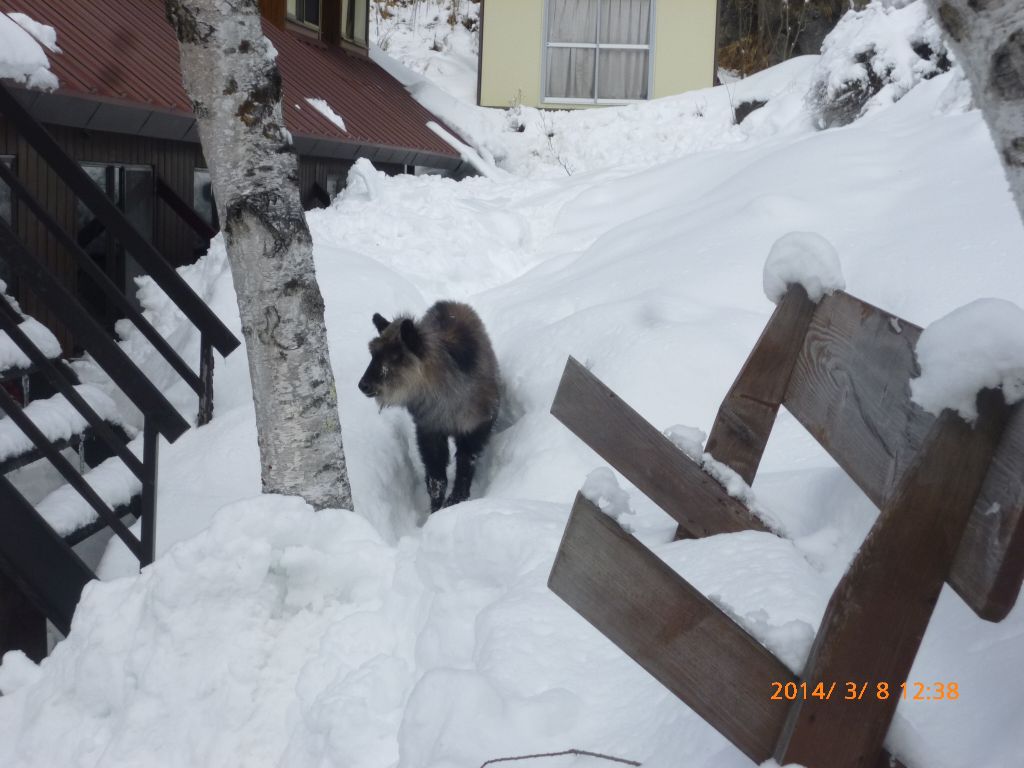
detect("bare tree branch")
(480, 748), (641, 768)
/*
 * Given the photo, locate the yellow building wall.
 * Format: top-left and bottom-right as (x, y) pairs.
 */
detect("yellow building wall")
(479, 0), (547, 108)
(478, 0), (718, 109)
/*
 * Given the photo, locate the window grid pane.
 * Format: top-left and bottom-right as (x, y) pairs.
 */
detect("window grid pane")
(546, 0), (652, 101)
(597, 49), (649, 100)
(546, 47), (597, 100)
(599, 0), (651, 45)
(547, 0), (599, 44)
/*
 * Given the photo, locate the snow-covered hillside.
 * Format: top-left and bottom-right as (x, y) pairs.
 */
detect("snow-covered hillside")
(2, 2), (1023, 767)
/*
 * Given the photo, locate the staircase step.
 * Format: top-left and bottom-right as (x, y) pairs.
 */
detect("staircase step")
(36, 450), (142, 538)
(0, 433), (84, 475)
(61, 496), (140, 548)
(0, 384), (120, 469)
(0, 311), (62, 378)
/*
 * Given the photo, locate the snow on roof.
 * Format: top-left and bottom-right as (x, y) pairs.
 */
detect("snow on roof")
(910, 298), (1024, 422)
(305, 97), (347, 133)
(763, 231), (846, 305)
(0, 11), (57, 90)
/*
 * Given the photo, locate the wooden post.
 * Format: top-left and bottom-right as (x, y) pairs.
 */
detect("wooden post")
(198, 334), (214, 426)
(705, 285), (816, 485)
(0, 568), (47, 663)
(258, 0), (287, 28)
(141, 418), (160, 567)
(774, 389), (1009, 768)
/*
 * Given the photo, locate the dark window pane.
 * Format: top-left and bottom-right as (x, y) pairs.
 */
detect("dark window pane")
(0, 157), (11, 288)
(304, 0), (320, 25)
(0, 157), (12, 226)
(193, 168), (214, 226)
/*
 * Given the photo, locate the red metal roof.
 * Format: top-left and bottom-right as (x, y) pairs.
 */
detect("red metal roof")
(0, 0), (459, 161)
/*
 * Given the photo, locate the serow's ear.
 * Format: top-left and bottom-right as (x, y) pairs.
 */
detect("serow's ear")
(399, 319), (424, 356)
(372, 313), (390, 334)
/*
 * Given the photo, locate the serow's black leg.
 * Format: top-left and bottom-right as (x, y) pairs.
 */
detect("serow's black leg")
(416, 426), (449, 512)
(444, 419), (494, 509)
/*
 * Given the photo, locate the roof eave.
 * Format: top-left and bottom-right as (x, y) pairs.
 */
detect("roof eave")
(9, 87), (462, 170)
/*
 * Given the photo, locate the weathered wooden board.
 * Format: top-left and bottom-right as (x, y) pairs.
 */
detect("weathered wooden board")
(784, 291), (929, 505)
(776, 390), (1009, 767)
(549, 494), (906, 768)
(785, 291), (1024, 621)
(706, 285), (817, 485)
(549, 494), (792, 762)
(954, 403), (1024, 620)
(550, 358), (768, 538)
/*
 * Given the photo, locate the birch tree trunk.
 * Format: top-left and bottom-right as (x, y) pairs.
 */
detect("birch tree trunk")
(165, 0), (352, 510)
(925, 0), (1024, 225)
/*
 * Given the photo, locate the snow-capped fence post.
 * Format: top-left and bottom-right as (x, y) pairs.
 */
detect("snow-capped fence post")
(164, 0), (352, 510)
(702, 284), (816, 486)
(548, 285), (1024, 768)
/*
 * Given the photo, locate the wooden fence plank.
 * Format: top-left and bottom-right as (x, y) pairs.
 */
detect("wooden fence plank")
(775, 389), (1009, 768)
(953, 403), (1024, 620)
(785, 292), (1024, 621)
(550, 358), (768, 537)
(549, 493), (792, 763)
(706, 285), (817, 485)
(549, 494), (907, 768)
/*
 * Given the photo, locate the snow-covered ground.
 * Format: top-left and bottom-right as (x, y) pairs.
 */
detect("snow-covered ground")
(2, 2), (1024, 767)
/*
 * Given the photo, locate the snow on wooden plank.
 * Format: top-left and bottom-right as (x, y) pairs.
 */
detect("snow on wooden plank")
(0, 384), (117, 463)
(550, 357), (769, 538)
(37, 451), (141, 537)
(548, 492), (793, 764)
(0, 316), (62, 373)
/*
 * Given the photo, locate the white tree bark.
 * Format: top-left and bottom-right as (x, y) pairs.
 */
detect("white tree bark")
(925, 0), (1024, 225)
(165, 0), (352, 510)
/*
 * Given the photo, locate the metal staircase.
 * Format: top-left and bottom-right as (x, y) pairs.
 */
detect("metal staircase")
(0, 81), (241, 660)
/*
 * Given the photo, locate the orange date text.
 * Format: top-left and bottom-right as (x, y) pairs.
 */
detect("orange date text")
(769, 681), (959, 701)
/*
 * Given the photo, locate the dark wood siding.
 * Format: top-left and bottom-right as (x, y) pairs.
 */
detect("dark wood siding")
(299, 156), (353, 208)
(0, 119), (206, 351)
(0, 116), (412, 352)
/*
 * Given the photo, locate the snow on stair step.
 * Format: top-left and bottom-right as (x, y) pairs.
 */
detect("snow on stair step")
(37, 451), (141, 536)
(0, 315), (62, 372)
(0, 384), (118, 463)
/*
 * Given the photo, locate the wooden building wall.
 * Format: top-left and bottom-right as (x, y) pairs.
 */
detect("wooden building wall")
(0, 119), (206, 351)
(0, 116), (411, 353)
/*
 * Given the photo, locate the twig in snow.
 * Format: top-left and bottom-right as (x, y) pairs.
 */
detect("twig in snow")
(480, 748), (642, 768)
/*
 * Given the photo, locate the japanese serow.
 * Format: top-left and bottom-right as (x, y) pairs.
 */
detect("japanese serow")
(358, 301), (500, 512)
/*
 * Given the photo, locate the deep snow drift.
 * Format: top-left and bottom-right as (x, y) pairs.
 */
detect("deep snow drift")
(2, 3), (1024, 768)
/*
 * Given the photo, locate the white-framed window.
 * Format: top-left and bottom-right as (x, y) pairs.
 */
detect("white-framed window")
(342, 0), (368, 46)
(544, 0), (654, 104)
(287, 0), (321, 29)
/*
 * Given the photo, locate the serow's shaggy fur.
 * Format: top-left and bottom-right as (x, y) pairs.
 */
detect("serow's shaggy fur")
(358, 301), (500, 512)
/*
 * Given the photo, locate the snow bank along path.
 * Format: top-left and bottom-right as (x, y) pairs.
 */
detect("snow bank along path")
(3, 19), (1024, 768)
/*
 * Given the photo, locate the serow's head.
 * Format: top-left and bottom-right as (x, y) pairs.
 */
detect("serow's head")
(357, 312), (425, 406)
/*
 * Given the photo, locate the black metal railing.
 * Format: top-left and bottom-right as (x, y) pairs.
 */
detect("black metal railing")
(0, 82), (240, 425)
(155, 174), (218, 244)
(0, 222), (171, 563)
(0, 80), (241, 643)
